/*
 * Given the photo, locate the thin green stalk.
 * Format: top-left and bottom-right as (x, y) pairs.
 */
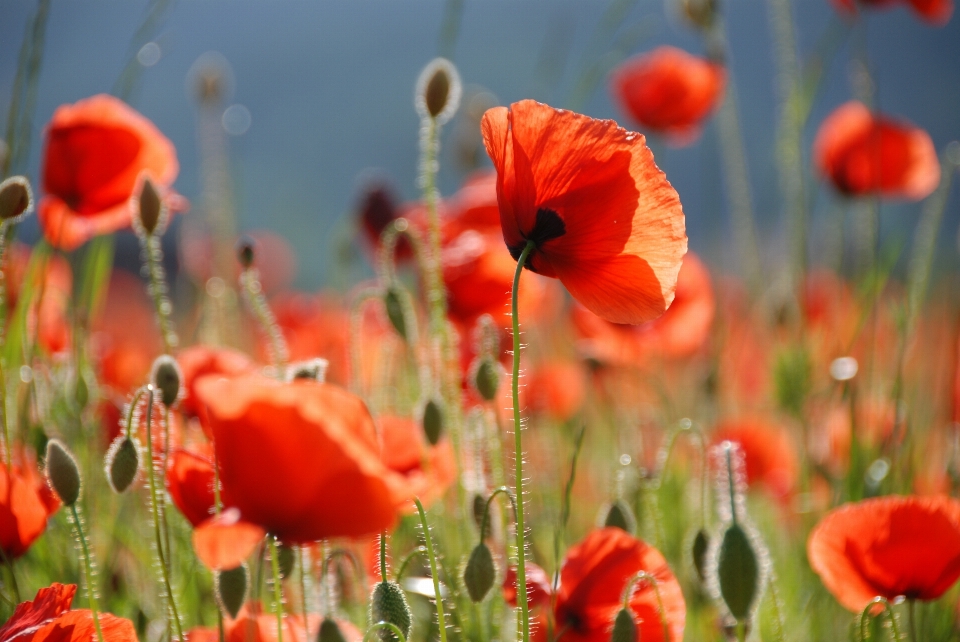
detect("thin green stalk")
(269, 538), (285, 642)
(145, 389), (184, 641)
(70, 504), (104, 642)
(240, 268), (288, 373)
(621, 572), (669, 642)
(413, 498), (448, 642)
(298, 547), (309, 618)
(908, 599), (917, 642)
(363, 622), (407, 642)
(0, 548), (20, 603)
(143, 234), (177, 353)
(511, 241), (535, 642)
(479, 486), (518, 541)
(379, 531), (387, 581)
(725, 446), (738, 526)
(393, 547), (427, 583)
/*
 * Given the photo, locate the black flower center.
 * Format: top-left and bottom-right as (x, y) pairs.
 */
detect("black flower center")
(508, 207), (566, 266)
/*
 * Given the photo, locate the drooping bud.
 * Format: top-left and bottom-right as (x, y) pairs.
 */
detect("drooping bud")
(610, 608), (637, 642)
(463, 542), (496, 603)
(692, 528), (709, 582)
(716, 523), (759, 622)
(215, 564), (248, 619)
(45, 439), (81, 506)
(369, 581), (412, 642)
(0, 175), (33, 222)
(105, 435), (140, 493)
(473, 357), (499, 402)
(383, 287), (408, 341)
(237, 235), (256, 269)
(472, 493), (486, 533)
(318, 618), (349, 642)
(151, 355), (182, 408)
(603, 500), (636, 534)
(135, 175), (164, 236)
(276, 543), (296, 579)
(415, 58), (462, 123)
(422, 398), (444, 446)
(289, 358), (329, 382)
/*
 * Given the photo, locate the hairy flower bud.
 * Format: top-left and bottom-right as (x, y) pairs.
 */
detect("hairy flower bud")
(692, 528), (709, 582)
(0, 175), (33, 222)
(463, 542), (496, 603)
(473, 357), (499, 402)
(369, 581), (412, 642)
(603, 500), (636, 534)
(383, 287), (408, 341)
(105, 435), (140, 493)
(318, 618), (349, 642)
(415, 58), (462, 123)
(422, 398), (444, 446)
(136, 175), (164, 235)
(610, 608), (637, 642)
(215, 564), (248, 619)
(237, 235), (256, 269)
(45, 439), (81, 506)
(289, 358), (329, 382)
(151, 355), (182, 408)
(716, 523), (759, 622)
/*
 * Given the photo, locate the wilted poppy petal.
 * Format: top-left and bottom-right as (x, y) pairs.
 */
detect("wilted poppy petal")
(192, 509), (265, 570)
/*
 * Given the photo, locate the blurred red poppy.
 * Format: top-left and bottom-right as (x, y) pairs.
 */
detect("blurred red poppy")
(4, 243), (72, 356)
(808, 495), (960, 612)
(503, 562), (553, 609)
(167, 445), (221, 528)
(526, 360), (587, 422)
(0, 451), (60, 559)
(555, 527), (685, 642)
(177, 345), (256, 432)
(712, 418), (799, 501)
(188, 613), (358, 642)
(0, 583), (137, 642)
(263, 292), (353, 385)
(830, 0), (952, 25)
(814, 101), (939, 200)
(192, 508), (265, 570)
(611, 46), (725, 145)
(573, 251), (714, 364)
(378, 415), (456, 510)
(481, 100), (687, 324)
(38, 94), (185, 250)
(195, 373), (399, 542)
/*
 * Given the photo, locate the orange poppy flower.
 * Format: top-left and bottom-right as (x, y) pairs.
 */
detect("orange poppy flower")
(526, 359), (587, 423)
(192, 508), (265, 570)
(378, 415), (456, 510)
(167, 445), (227, 528)
(188, 615), (359, 642)
(554, 527), (685, 642)
(263, 292), (353, 386)
(0, 452), (60, 559)
(814, 101), (939, 200)
(830, 0), (952, 25)
(712, 418), (799, 501)
(177, 345), (256, 433)
(573, 251), (714, 364)
(481, 100), (687, 325)
(194, 373), (399, 542)
(38, 94), (184, 250)
(808, 495), (960, 612)
(611, 46), (725, 145)
(0, 583), (137, 642)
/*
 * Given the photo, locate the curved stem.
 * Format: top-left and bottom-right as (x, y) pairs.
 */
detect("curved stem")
(269, 537), (285, 642)
(857, 597), (901, 642)
(71, 504), (104, 642)
(413, 498), (448, 642)
(511, 241), (535, 642)
(655, 420), (708, 529)
(393, 547), (427, 583)
(363, 622), (407, 642)
(479, 486), (518, 542)
(621, 572), (669, 642)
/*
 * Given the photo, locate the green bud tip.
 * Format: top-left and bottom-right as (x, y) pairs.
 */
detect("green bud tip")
(384, 287), (408, 341)
(715, 523), (761, 623)
(105, 436), (140, 493)
(610, 608), (637, 642)
(136, 175), (163, 235)
(422, 398), (444, 446)
(151, 355), (182, 408)
(215, 564), (249, 619)
(474, 358), (500, 402)
(0, 176), (33, 222)
(463, 542), (496, 603)
(692, 529), (709, 583)
(237, 235), (256, 269)
(415, 58), (461, 123)
(369, 581), (412, 642)
(45, 439), (81, 506)
(318, 618), (348, 642)
(276, 543), (296, 579)
(603, 500), (636, 535)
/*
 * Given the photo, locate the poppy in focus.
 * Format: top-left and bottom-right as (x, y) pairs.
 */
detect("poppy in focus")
(195, 373), (400, 542)
(554, 527), (685, 642)
(830, 0), (953, 25)
(481, 100), (687, 325)
(611, 46), (725, 145)
(808, 495), (960, 612)
(814, 101), (940, 200)
(0, 583), (137, 642)
(38, 94), (185, 250)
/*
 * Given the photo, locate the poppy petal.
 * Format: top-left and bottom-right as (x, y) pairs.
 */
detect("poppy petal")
(192, 509), (265, 570)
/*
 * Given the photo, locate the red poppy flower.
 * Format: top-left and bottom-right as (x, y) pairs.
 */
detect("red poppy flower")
(481, 100), (687, 325)
(378, 415), (456, 510)
(0, 452), (60, 559)
(4, 243), (73, 355)
(177, 345), (256, 432)
(555, 527), (685, 642)
(814, 101), (940, 200)
(263, 292), (353, 386)
(503, 562), (553, 609)
(611, 47), (725, 145)
(192, 508), (266, 570)
(38, 94), (185, 250)
(808, 495), (960, 612)
(830, 0), (952, 25)
(194, 373), (400, 542)
(0, 583), (137, 642)
(573, 251), (714, 364)
(167, 445), (222, 528)
(712, 418), (799, 501)
(188, 614), (358, 642)
(526, 360), (587, 423)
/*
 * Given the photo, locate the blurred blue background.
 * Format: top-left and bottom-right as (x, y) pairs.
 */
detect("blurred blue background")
(2, 0), (959, 289)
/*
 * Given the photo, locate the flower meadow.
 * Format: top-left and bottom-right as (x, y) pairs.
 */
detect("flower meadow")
(2, 1), (960, 642)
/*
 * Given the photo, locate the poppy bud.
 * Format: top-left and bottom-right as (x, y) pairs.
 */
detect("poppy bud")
(422, 398), (444, 446)
(383, 287), (408, 341)
(45, 439), (81, 506)
(289, 358), (329, 382)
(679, 0), (717, 29)
(602, 500), (636, 534)
(610, 608), (637, 642)
(471, 493), (486, 533)
(75, 373), (89, 410)
(237, 235), (256, 269)
(716, 523), (760, 623)
(105, 435), (140, 493)
(136, 176), (164, 235)
(0, 175), (33, 222)
(692, 528), (709, 582)
(463, 542), (496, 603)
(415, 58), (462, 124)
(318, 618), (348, 642)
(215, 564), (248, 619)
(473, 358), (499, 402)
(276, 543), (296, 579)
(151, 355), (182, 408)
(369, 581), (412, 642)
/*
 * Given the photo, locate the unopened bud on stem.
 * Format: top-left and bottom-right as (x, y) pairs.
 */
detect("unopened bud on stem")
(45, 439), (81, 506)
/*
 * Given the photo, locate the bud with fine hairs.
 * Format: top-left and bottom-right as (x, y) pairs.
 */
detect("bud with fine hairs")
(415, 58), (462, 124)
(237, 235), (256, 269)
(369, 580), (413, 642)
(151, 355), (183, 408)
(319, 618), (349, 642)
(45, 439), (82, 506)
(610, 608), (637, 642)
(105, 435), (141, 493)
(463, 541), (496, 603)
(215, 564), (248, 619)
(133, 174), (167, 236)
(0, 175), (33, 223)
(421, 397), (445, 446)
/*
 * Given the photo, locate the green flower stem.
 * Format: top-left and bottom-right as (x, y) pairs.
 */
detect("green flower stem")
(511, 241), (535, 642)
(143, 233), (177, 353)
(70, 504), (104, 642)
(240, 268), (288, 374)
(621, 572), (669, 642)
(298, 547), (309, 618)
(269, 537), (285, 642)
(414, 498), (448, 642)
(479, 486), (518, 542)
(364, 622), (407, 642)
(145, 389), (184, 641)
